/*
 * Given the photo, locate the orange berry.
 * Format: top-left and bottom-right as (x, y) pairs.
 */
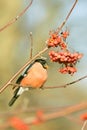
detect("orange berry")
(61, 31), (69, 39)
(80, 113), (87, 121)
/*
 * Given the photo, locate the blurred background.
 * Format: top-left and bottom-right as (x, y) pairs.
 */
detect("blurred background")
(0, 0), (87, 129)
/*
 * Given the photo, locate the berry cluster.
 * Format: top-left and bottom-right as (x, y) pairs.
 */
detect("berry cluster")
(49, 51), (83, 64)
(47, 30), (83, 75)
(46, 31), (67, 49)
(61, 31), (69, 39)
(49, 51), (83, 75)
(59, 66), (77, 75)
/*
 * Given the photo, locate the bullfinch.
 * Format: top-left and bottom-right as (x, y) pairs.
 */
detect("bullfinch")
(8, 59), (48, 106)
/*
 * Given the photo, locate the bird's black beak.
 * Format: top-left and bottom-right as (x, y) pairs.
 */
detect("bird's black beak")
(44, 64), (48, 69)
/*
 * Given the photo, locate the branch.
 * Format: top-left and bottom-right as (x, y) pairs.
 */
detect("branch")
(0, 102), (87, 129)
(44, 74), (87, 89)
(43, 102), (87, 121)
(57, 0), (78, 33)
(0, 0), (33, 32)
(81, 121), (87, 130)
(29, 32), (33, 59)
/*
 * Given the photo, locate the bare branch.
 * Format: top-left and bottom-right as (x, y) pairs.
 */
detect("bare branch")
(44, 74), (87, 89)
(0, 102), (87, 128)
(29, 32), (33, 59)
(81, 121), (87, 130)
(57, 0), (78, 33)
(0, 0), (33, 32)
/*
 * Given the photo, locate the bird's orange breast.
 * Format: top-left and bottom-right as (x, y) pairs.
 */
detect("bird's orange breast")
(20, 62), (47, 88)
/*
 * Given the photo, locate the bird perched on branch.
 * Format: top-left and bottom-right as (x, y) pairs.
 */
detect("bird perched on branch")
(8, 59), (48, 106)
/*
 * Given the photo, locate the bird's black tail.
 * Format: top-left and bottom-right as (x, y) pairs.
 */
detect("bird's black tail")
(8, 87), (20, 107)
(8, 87), (28, 106)
(8, 95), (19, 106)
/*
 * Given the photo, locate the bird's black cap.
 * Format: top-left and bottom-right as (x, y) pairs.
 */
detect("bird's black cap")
(35, 59), (47, 65)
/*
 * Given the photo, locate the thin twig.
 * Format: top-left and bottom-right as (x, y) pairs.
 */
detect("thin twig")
(29, 32), (33, 59)
(81, 120), (87, 130)
(44, 74), (87, 89)
(0, 0), (33, 32)
(43, 102), (87, 121)
(57, 0), (78, 33)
